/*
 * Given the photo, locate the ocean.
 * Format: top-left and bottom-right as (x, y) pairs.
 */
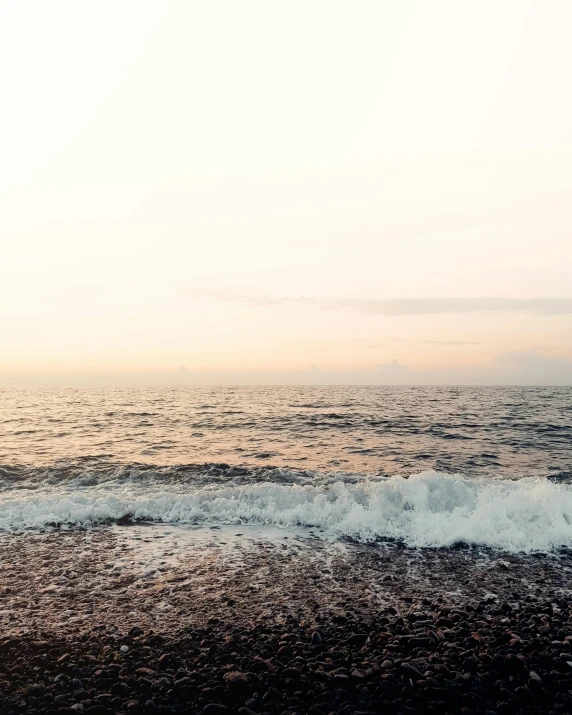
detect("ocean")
(2, 387), (572, 713)
(1, 385), (571, 551)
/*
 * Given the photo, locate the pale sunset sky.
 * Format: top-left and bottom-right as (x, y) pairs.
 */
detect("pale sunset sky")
(1, 0), (571, 385)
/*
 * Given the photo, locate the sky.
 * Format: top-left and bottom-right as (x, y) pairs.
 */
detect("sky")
(1, 0), (571, 386)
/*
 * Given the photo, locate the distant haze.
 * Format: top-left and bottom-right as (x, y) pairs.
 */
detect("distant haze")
(1, 1), (571, 386)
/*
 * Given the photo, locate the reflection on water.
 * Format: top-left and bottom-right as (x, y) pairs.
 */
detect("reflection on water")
(0, 385), (571, 477)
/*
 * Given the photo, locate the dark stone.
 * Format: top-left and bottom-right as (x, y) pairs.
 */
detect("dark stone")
(401, 663), (424, 680)
(224, 671), (251, 692)
(503, 654), (528, 674)
(311, 631), (323, 645)
(136, 667), (155, 677)
(85, 707), (108, 715)
(202, 706), (230, 715)
(111, 682), (129, 696)
(348, 634), (368, 647)
(283, 667), (301, 678)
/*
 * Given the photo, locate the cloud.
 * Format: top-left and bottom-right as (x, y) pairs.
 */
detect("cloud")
(496, 351), (572, 382)
(189, 288), (572, 317)
(374, 339), (478, 346)
(3, 350), (571, 386)
(188, 287), (287, 307)
(373, 359), (409, 374)
(328, 297), (572, 316)
(425, 340), (478, 346)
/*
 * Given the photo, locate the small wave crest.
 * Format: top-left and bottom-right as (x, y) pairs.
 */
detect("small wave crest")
(1, 471), (572, 553)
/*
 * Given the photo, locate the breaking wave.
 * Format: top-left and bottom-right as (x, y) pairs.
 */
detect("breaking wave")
(1, 470), (572, 553)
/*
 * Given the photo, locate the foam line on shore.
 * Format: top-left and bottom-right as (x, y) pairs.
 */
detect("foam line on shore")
(1, 470), (571, 553)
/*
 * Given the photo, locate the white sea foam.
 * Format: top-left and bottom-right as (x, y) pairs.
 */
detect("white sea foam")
(1, 471), (572, 553)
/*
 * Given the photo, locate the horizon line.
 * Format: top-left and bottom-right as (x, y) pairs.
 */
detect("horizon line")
(1, 383), (570, 389)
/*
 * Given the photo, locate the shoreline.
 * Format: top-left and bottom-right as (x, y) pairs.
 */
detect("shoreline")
(1, 525), (572, 713)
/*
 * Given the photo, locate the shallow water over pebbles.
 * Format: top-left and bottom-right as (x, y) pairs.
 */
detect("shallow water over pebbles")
(2, 523), (571, 640)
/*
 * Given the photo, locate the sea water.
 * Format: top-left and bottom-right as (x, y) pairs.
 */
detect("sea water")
(1, 385), (571, 553)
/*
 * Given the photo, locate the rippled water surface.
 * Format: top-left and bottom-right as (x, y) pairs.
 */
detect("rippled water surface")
(1, 385), (571, 477)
